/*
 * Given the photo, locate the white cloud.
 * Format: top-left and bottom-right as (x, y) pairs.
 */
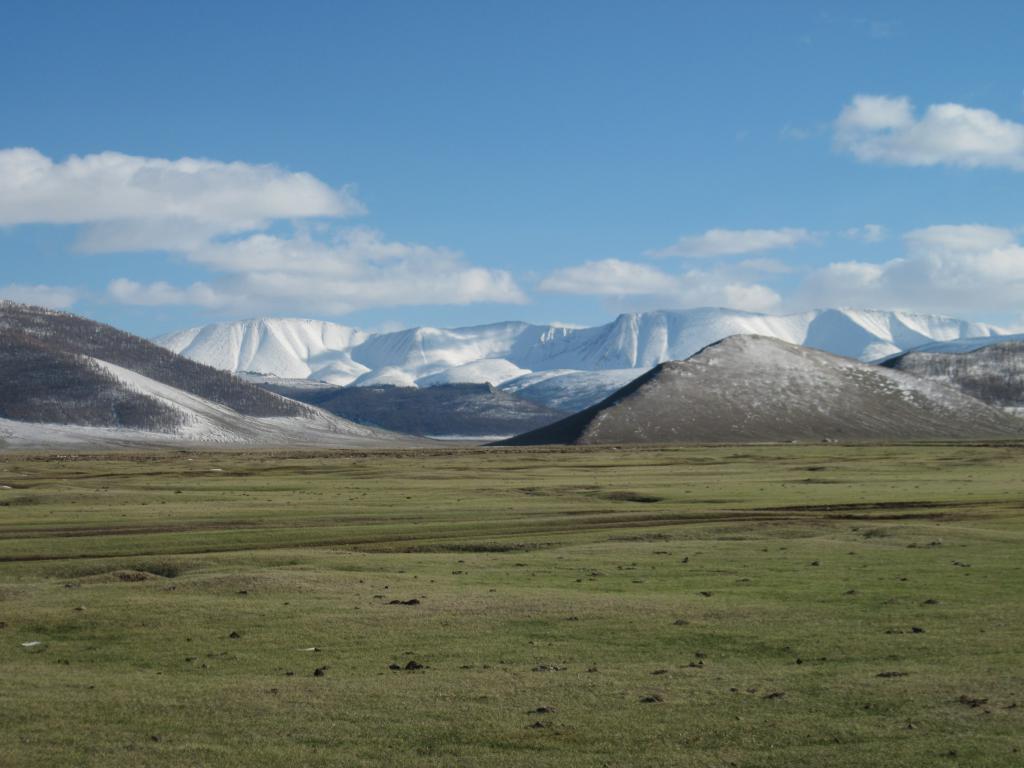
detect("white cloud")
(539, 259), (673, 295)
(107, 279), (224, 308)
(539, 258), (781, 312)
(0, 283), (79, 310)
(903, 223), (1016, 254)
(108, 229), (526, 314)
(801, 224), (1024, 313)
(77, 220), (239, 253)
(843, 224), (886, 242)
(544, 223), (1024, 317)
(716, 282), (782, 312)
(650, 227), (814, 258)
(835, 95), (1024, 170)
(1, 147), (525, 315)
(0, 147), (363, 251)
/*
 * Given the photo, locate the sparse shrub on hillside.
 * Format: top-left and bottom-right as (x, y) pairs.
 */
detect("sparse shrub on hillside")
(0, 301), (308, 418)
(0, 332), (183, 431)
(885, 342), (1024, 408)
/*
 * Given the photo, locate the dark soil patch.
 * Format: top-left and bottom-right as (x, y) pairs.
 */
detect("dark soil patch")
(602, 491), (663, 504)
(958, 695), (988, 708)
(398, 542), (551, 554)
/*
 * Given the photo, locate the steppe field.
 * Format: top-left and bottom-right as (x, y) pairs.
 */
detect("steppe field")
(1, 443), (1022, 767)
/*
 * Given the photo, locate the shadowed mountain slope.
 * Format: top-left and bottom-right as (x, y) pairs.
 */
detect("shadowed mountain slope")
(263, 382), (567, 437)
(882, 340), (1024, 412)
(0, 330), (184, 431)
(1, 302), (306, 418)
(0, 302), (407, 448)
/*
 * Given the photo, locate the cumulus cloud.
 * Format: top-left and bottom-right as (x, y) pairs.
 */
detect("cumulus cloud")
(108, 229), (526, 314)
(544, 222), (1024, 317)
(904, 223), (1016, 254)
(802, 224), (1024, 313)
(835, 95), (1024, 170)
(0, 148), (363, 251)
(539, 258), (781, 312)
(650, 227), (814, 258)
(539, 259), (673, 295)
(1, 147), (526, 314)
(0, 283), (79, 310)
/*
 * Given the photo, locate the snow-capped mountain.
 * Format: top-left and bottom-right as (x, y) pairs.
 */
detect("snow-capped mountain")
(157, 308), (1007, 410)
(156, 318), (371, 383)
(881, 332), (1024, 358)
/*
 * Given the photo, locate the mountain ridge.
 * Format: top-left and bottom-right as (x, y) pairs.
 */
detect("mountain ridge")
(499, 335), (1024, 446)
(157, 308), (1008, 410)
(158, 307), (1005, 376)
(882, 340), (1024, 413)
(0, 302), (409, 449)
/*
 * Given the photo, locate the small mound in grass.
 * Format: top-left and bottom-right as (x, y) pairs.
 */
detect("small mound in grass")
(81, 569), (168, 584)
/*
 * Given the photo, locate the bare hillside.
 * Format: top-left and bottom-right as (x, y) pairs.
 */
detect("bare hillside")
(501, 336), (1024, 445)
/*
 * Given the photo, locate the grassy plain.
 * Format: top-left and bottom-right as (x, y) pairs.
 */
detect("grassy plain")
(0, 443), (1022, 767)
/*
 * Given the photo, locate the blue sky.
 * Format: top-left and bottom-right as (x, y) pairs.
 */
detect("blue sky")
(2, 0), (1024, 336)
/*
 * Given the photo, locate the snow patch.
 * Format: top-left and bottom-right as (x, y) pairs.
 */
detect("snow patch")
(0, 357), (412, 448)
(416, 358), (531, 387)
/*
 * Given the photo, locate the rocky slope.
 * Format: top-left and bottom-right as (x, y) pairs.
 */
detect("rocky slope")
(501, 336), (1024, 445)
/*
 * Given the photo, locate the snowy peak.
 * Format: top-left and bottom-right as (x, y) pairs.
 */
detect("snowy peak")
(155, 308), (1010, 410)
(157, 318), (369, 384)
(607, 308), (1001, 366)
(804, 309), (1000, 361)
(350, 321), (533, 376)
(888, 332), (1024, 357)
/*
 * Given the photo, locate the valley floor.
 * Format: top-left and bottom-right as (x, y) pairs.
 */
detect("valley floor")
(1, 444), (1022, 767)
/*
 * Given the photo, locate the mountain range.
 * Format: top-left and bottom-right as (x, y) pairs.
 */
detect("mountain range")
(3, 301), (1023, 449)
(157, 308), (1007, 411)
(502, 336), (1024, 446)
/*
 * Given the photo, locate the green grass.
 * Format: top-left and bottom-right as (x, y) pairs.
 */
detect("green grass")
(1, 443), (1023, 767)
